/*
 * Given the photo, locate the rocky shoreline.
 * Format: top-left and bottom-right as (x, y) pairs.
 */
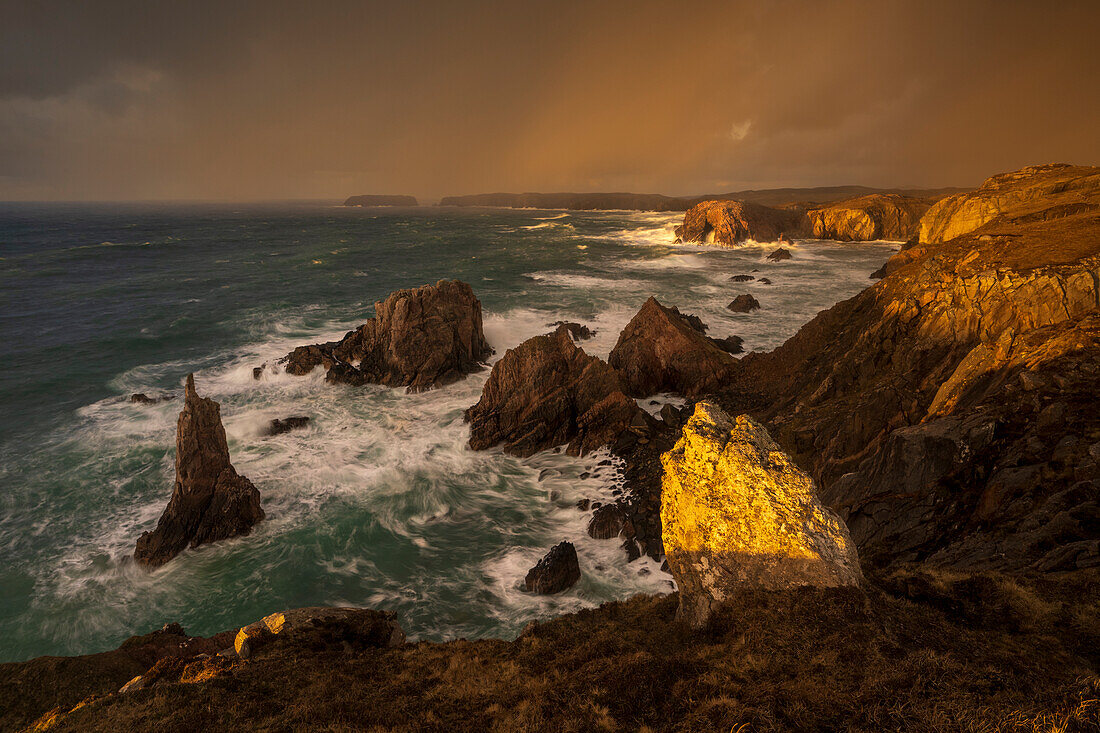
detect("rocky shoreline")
(4, 164), (1099, 731)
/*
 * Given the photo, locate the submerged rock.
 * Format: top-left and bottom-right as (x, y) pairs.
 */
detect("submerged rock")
(766, 248), (792, 261)
(282, 279), (492, 393)
(727, 294), (761, 313)
(661, 403), (862, 629)
(134, 375), (264, 567)
(729, 274), (755, 282)
(608, 297), (736, 398)
(263, 416), (311, 436)
(524, 541), (581, 594)
(674, 200), (808, 246)
(130, 393), (175, 405)
(465, 324), (640, 457)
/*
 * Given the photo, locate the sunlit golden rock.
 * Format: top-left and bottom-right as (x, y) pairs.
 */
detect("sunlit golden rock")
(660, 402), (862, 628)
(674, 200), (808, 245)
(808, 194), (930, 241)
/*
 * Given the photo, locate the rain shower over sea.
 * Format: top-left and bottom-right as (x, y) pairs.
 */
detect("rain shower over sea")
(0, 202), (896, 662)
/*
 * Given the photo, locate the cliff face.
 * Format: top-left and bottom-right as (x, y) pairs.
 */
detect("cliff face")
(807, 194), (931, 241)
(919, 163), (1100, 244)
(673, 200), (808, 245)
(343, 195), (419, 207)
(722, 164), (1100, 571)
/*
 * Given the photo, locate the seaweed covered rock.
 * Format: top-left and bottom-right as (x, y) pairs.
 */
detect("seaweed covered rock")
(661, 403), (862, 628)
(134, 375), (264, 567)
(465, 324), (640, 456)
(608, 297), (736, 398)
(282, 280), (492, 393)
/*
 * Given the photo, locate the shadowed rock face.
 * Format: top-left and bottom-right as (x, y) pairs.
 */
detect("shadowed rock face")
(608, 297), (737, 398)
(661, 403), (862, 629)
(465, 324), (640, 457)
(721, 164), (1100, 571)
(808, 194), (931, 241)
(524, 542), (581, 594)
(134, 375), (264, 567)
(283, 280), (492, 393)
(674, 200), (808, 246)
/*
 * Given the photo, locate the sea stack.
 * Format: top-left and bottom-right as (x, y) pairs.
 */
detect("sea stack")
(661, 403), (862, 629)
(134, 375), (264, 567)
(282, 279), (492, 393)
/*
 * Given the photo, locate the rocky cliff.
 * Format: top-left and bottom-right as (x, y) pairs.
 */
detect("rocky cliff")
(807, 194), (931, 241)
(673, 200), (808, 245)
(282, 280), (492, 393)
(134, 375), (264, 567)
(343, 195), (419, 207)
(720, 164), (1100, 571)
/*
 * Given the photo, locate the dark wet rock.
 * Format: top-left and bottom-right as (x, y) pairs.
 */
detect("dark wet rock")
(710, 335), (745, 354)
(730, 274), (755, 282)
(758, 277), (772, 284)
(465, 324), (640, 457)
(587, 504), (634, 540)
(130, 393), (175, 405)
(607, 297), (736, 398)
(621, 537), (641, 562)
(766, 248), (792, 261)
(251, 364), (267, 380)
(134, 375), (264, 567)
(727, 294), (761, 313)
(549, 321), (595, 340)
(575, 498), (591, 511)
(263, 416), (311, 436)
(524, 541), (581, 594)
(282, 280), (492, 393)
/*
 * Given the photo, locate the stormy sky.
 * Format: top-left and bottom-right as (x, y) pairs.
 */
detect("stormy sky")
(2, 0), (1098, 201)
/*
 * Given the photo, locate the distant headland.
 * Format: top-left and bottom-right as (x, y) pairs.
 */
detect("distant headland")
(343, 194), (419, 207)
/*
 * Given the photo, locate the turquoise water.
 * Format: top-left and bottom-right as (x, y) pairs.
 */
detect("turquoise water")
(0, 202), (895, 662)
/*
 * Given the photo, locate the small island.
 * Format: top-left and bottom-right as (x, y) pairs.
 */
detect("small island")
(343, 194), (419, 207)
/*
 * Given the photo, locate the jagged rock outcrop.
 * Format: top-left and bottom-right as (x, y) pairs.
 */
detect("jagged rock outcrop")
(282, 280), (492, 393)
(134, 375), (264, 567)
(674, 200), (808, 245)
(661, 403), (862, 628)
(808, 194), (931, 241)
(465, 324), (640, 456)
(343, 195), (419, 207)
(727, 294), (760, 313)
(608, 297), (737, 398)
(720, 164), (1100, 571)
(919, 164), (1100, 244)
(262, 416), (310, 436)
(524, 542), (581, 594)
(234, 607), (405, 659)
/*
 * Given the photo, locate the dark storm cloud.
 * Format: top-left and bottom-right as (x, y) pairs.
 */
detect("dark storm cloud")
(0, 0), (1098, 200)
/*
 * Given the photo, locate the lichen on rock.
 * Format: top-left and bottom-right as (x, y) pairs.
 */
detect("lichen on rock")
(660, 402), (862, 628)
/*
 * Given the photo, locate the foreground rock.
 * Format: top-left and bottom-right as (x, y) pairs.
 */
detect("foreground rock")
(674, 200), (807, 245)
(661, 403), (863, 628)
(283, 280), (492, 393)
(524, 541), (581, 594)
(808, 194), (931, 241)
(234, 607), (405, 659)
(608, 297), (737, 398)
(134, 375), (264, 567)
(465, 324), (639, 456)
(724, 163), (1100, 571)
(343, 194), (418, 207)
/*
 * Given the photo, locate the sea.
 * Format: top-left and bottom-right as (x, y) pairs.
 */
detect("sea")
(0, 202), (897, 662)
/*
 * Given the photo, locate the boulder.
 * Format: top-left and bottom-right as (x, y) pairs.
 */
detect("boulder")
(282, 280), (492, 393)
(607, 297), (736, 398)
(549, 321), (595, 340)
(674, 200), (808, 246)
(758, 278), (772, 284)
(134, 375), (264, 567)
(263, 416), (310, 436)
(465, 324), (640, 457)
(808, 194), (930, 241)
(661, 403), (862, 629)
(524, 542), (581, 594)
(766, 248), (792, 261)
(234, 607), (405, 659)
(727, 294), (760, 313)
